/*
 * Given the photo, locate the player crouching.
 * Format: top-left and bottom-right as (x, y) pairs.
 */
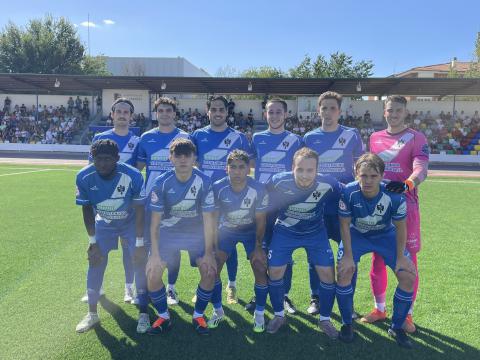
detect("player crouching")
(207, 150), (269, 332)
(146, 138), (217, 335)
(336, 153), (416, 348)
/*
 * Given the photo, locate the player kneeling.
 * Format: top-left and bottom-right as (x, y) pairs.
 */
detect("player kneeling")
(266, 148), (341, 338)
(207, 150), (269, 332)
(75, 139), (149, 333)
(336, 153), (416, 349)
(146, 138), (217, 336)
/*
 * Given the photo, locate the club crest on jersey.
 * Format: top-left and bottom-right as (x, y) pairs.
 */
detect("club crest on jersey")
(224, 138), (232, 146)
(397, 139), (405, 146)
(376, 203), (385, 213)
(128, 142), (134, 149)
(282, 141), (290, 149)
(116, 185), (126, 195)
(338, 137), (346, 146)
(190, 185), (197, 197)
(243, 197), (252, 207)
(312, 190), (322, 200)
(339, 199), (347, 211)
(151, 191), (159, 203)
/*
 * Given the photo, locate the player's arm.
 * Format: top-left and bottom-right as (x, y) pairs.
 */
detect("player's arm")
(82, 205), (102, 266)
(132, 204), (146, 265)
(146, 211), (165, 276)
(338, 216), (355, 275)
(202, 211), (218, 276)
(392, 218), (414, 274)
(250, 211), (267, 270)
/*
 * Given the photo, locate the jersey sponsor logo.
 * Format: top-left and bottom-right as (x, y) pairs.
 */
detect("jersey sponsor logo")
(201, 138), (209, 142)
(89, 185), (99, 191)
(168, 188), (176, 194)
(258, 140), (267, 145)
(354, 203), (362, 208)
(148, 139), (156, 143)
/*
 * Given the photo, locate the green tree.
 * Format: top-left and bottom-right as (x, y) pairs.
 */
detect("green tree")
(241, 65), (285, 78)
(0, 15), (109, 75)
(81, 55), (110, 76)
(464, 32), (480, 78)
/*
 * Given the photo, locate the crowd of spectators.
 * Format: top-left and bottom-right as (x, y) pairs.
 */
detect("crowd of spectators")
(407, 109), (480, 154)
(0, 96), (91, 144)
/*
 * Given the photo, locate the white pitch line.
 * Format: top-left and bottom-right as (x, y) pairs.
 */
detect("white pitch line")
(426, 179), (480, 184)
(0, 169), (53, 177)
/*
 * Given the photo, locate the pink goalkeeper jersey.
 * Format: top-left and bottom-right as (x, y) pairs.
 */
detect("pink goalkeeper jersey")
(370, 128), (429, 204)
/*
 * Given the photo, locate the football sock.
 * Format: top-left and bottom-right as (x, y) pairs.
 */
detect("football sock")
(392, 287), (413, 329)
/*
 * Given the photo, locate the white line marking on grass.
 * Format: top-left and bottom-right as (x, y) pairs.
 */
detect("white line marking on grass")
(0, 167), (78, 171)
(426, 179), (480, 184)
(0, 169), (53, 177)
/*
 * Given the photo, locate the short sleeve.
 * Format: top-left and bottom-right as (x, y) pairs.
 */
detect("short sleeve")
(75, 175), (90, 205)
(132, 172), (146, 205)
(149, 180), (164, 213)
(392, 195), (407, 221)
(201, 180), (216, 213)
(256, 185), (269, 213)
(137, 137), (147, 163)
(338, 188), (352, 217)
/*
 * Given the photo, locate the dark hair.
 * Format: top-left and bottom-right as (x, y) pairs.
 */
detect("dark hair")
(111, 98), (134, 113)
(293, 147), (319, 167)
(227, 149), (250, 165)
(91, 139), (119, 158)
(355, 153), (385, 175)
(207, 95), (228, 110)
(169, 138), (196, 156)
(318, 91), (342, 108)
(385, 95), (407, 106)
(266, 98), (288, 112)
(154, 97), (177, 112)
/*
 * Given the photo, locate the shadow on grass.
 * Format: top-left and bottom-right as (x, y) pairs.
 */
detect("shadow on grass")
(93, 295), (479, 360)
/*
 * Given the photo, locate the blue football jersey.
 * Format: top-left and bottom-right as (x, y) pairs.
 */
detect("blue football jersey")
(303, 125), (364, 184)
(89, 129), (140, 166)
(192, 126), (254, 183)
(252, 130), (303, 183)
(76, 162), (145, 228)
(137, 127), (190, 194)
(213, 176), (268, 235)
(149, 168), (216, 235)
(338, 181), (407, 236)
(266, 172), (342, 236)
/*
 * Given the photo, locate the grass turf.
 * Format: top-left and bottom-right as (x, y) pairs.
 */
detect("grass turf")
(0, 164), (479, 359)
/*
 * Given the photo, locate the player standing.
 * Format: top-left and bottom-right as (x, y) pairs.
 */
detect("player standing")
(362, 95), (429, 334)
(303, 91), (364, 315)
(191, 95), (254, 304)
(75, 140), (149, 333)
(245, 98), (303, 314)
(81, 98), (140, 304)
(136, 97), (190, 305)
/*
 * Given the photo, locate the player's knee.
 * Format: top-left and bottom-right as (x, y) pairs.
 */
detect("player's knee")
(337, 269), (354, 286)
(268, 267), (284, 281)
(317, 266), (335, 283)
(397, 271), (415, 291)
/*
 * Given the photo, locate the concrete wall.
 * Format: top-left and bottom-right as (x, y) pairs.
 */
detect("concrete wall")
(102, 89), (149, 116)
(106, 57), (210, 77)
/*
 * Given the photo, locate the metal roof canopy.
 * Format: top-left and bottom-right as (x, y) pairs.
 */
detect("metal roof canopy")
(1, 73), (480, 96)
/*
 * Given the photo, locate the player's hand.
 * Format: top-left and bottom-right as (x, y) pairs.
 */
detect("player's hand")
(395, 255), (416, 276)
(250, 246), (267, 272)
(200, 252), (217, 278)
(133, 246), (148, 266)
(146, 253), (166, 277)
(87, 244), (103, 267)
(337, 254), (356, 278)
(386, 181), (408, 193)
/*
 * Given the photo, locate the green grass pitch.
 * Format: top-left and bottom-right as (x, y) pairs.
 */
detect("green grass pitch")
(0, 163), (479, 359)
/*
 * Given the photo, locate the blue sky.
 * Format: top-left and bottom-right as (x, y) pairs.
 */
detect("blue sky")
(1, 0), (479, 76)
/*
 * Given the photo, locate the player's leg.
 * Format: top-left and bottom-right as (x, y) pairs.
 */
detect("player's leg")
(361, 252), (388, 323)
(403, 202), (421, 333)
(308, 233), (337, 339)
(120, 237), (135, 303)
(193, 248), (216, 335)
(380, 235), (416, 349)
(208, 244), (230, 329)
(76, 239), (112, 333)
(146, 245), (170, 335)
(244, 238), (268, 332)
(166, 251), (181, 305)
(283, 261), (297, 314)
(266, 233), (292, 334)
(225, 246), (238, 304)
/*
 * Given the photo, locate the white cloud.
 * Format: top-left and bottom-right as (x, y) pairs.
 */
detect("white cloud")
(80, 21), (98, 28)
(73, 24), (78, 28)
(103, 19), (115, 25)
